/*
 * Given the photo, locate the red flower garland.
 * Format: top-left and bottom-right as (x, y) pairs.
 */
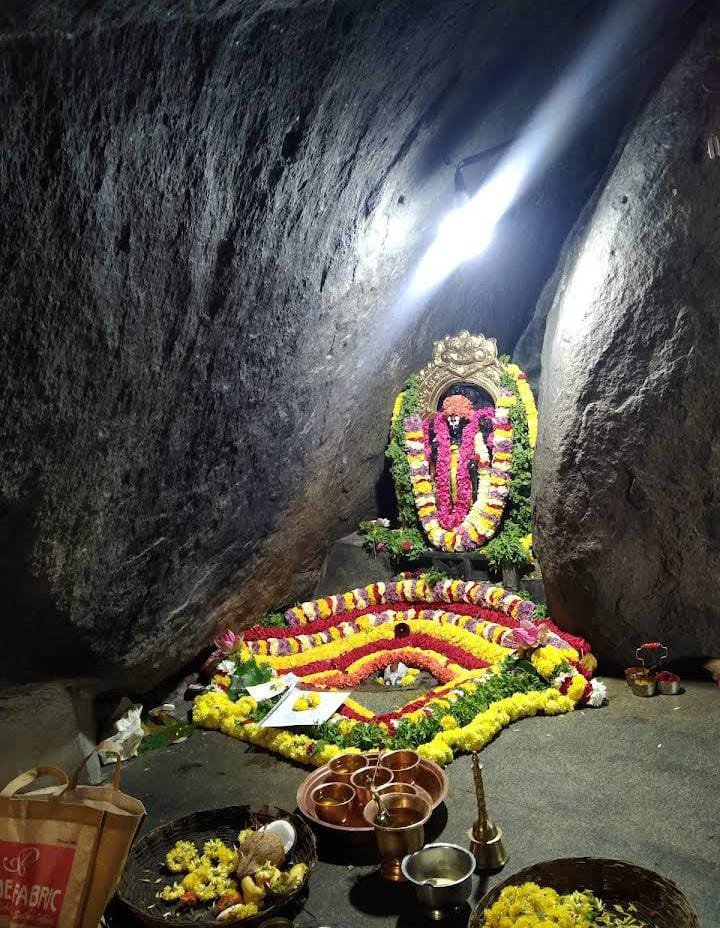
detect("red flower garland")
(276, 633), (491, 678)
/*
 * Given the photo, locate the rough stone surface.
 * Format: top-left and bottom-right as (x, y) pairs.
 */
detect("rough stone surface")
(0, 683), (100, 784)
(0, 0), (707, 692)
(535, 14), (720, 669)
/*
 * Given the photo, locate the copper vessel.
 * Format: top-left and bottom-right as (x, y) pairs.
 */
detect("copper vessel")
(310, 781), (355, 825)
(363, 793), (431, 880)
(328, 752), (368, 783)
(379, 749), (420, 784)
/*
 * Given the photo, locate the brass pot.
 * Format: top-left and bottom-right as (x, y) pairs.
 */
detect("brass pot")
(363, 793), (431, 881)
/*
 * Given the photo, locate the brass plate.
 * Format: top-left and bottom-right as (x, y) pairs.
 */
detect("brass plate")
(296, 753), (448, 835)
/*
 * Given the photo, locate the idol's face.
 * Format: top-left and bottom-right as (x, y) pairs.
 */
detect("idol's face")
(448, 415), (460, 428)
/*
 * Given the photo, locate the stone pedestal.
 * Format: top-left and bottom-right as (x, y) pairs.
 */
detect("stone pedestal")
(315, 532), (546, 602)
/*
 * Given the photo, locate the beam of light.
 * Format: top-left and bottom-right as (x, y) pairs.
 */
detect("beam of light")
(406, 0), (660, 302)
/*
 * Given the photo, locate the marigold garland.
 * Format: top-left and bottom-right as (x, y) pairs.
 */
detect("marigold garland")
(194, 579), (606, 767)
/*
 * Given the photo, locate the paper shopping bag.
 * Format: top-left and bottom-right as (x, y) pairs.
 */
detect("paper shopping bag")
(0, 751), (145, 928)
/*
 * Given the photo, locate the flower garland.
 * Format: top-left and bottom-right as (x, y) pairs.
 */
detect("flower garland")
(506, 362), (538, 448)
(193, 580), (606, 767)
(426, 407), (494, 529)
(404, 389), (515, 552)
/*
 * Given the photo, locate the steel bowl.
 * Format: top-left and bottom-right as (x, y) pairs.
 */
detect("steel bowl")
(658, 679), (681, 695)
(402, 843), (475, 919)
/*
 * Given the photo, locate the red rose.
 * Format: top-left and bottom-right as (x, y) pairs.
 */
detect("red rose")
(402, 540), (413, 552)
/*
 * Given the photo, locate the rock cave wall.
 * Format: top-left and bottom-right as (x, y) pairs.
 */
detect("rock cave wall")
(535, 12), (720, 668)
(0, 0), (709, 693)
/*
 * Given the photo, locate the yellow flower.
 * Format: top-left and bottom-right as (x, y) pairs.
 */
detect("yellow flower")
(531, 644), (577, 681)
(567, 674), (587, 703)
(439, 715), (458, 730)
(165, 840), (199, 873)
(201, 839), (237, 873)
(157, 882), (184, 901)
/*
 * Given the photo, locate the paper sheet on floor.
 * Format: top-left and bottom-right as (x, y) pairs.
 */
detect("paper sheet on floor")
(245, 673), (298, 702)
(259, 688), (351, 727)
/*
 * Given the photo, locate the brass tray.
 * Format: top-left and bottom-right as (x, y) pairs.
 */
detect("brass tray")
(296, 753), (448, 834)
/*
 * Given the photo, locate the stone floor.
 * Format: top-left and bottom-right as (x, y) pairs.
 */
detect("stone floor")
(112, 679), (719, 927)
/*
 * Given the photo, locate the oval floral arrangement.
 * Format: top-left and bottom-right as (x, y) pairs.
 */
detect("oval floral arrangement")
(193, 577), (605, 768)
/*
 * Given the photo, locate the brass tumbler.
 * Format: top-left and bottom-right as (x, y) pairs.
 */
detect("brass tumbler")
(363, 793), (431, 881)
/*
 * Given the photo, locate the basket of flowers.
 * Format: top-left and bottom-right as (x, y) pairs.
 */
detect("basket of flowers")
(469, 857), (699, 928)
(116, 805), (317, 926)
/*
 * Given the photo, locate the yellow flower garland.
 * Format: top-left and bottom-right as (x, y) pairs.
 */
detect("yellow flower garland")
(193, 679), (577, 768)
(506, 362), (538, 449)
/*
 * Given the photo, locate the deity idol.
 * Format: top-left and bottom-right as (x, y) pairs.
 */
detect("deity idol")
(391, 331), (537, 552)
(426, 392), (494, 531)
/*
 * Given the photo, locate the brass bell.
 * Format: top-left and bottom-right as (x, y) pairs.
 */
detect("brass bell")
(467, 753), (508, 872)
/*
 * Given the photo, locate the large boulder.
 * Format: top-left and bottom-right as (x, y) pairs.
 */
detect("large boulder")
(535, 14), (720, 669)
(0, 0), (706, 692)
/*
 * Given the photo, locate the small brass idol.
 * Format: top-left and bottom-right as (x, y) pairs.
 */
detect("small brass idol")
(467, 753), (508, 871)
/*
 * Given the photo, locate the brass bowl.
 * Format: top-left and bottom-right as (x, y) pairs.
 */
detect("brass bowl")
(311, 781), (356, 824)
(350, 765), (393, 806)
(328, 752), (368, 783)
(379, 749), (420, 784)
(363, 793), (431, 881)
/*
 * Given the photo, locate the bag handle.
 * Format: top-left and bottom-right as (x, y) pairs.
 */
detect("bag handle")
(70, 746), (122, 789)
(1, 765), (69, 798)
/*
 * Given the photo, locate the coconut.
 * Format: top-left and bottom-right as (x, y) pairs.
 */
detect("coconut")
(235, 831), (285, 878)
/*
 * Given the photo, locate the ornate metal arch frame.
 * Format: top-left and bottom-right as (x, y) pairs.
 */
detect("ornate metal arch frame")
(415, 331), (505, 416)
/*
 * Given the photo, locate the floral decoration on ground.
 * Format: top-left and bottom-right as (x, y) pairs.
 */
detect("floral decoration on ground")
(193, 578), (605, 768)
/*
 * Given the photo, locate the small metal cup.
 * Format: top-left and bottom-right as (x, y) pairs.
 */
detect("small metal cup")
(375, 782), (418, 798)
(629, 675), (657, 697)
(328, 752), (368, 783)
(350, 765), (392, 807)
(658, 679), (681, 695)
(401, 843), (475, 919)
(311, 781), (356, 824)
(379, 749), (420, 784)
(363, 793), (431, 881)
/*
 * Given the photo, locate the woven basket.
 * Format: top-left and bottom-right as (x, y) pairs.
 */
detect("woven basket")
(470, 857), (699, 928)
(115, 805), (317, 927)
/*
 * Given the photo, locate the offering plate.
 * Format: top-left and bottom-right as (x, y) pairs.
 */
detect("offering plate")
(296, 752), (448, 836)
